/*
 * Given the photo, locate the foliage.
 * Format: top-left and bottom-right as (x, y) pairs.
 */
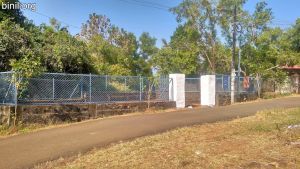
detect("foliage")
(170, 0), (223, 73)
(153, 46), (199, 75)
(0, 19), (42, 75)
(283, 18), (300, 64)
(0, 0), (25, 25)
(242, 28), (284, 80)
(81, 13), (111, 40)
(39, 25), (93, 73)
(0, 0), (300, 81)
(81, 13), (152, 76)
(138, 32), (158, 60)
(218, 0), (248, 45)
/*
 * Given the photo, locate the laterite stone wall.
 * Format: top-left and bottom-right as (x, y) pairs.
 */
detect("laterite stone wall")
(0, 106), (13, 125)
(216, 92), (258, 106)
(0, 101), (176, 125)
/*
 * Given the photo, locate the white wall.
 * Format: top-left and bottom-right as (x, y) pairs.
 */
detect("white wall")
(169, 74), (185, 108)
(201, 75), (216, 106)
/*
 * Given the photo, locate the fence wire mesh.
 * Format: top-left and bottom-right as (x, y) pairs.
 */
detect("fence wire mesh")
(0, 72), (171, 105)
(185, 78), (201, 92)
(185, 78), (201, 105)
(0, 72), (16, 105)
(215, 74), (258, 93)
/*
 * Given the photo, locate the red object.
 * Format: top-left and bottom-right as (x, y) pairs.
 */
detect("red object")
(243, 76), (250, 89)
(281, 65), (300, 70)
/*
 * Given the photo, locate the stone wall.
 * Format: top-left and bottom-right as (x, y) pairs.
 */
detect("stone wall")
(216, 92), (258, 106)
(185, 92), (201, 106)
(0, 106), (13, 125)
(0, 101), (176, 125)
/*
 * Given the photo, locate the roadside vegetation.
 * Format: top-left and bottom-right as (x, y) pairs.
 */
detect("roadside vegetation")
(0, 123), (49, 137)
(261, 92), (292, 99)
(35, 108), (300, 169)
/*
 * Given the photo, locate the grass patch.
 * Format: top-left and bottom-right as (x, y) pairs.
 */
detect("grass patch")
(0, 123), (51, 137)
(261, 92), (291, 99)
(35, 108), (300, 169)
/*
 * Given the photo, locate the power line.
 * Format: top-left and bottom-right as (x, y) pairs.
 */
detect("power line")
(28, 10), (82, 30)
(129, 0), (171, 9)
(27, 5), (296, 32)
(270, 20), (294, 26)
(273, 19), (294, 24)
(117, 0), (170, 11)
(26, 0), (173, 32)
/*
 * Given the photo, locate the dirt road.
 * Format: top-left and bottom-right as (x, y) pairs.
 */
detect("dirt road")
(0, 96), (299, 169)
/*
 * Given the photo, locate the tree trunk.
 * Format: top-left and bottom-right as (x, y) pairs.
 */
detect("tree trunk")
(256, 73), (262, 98)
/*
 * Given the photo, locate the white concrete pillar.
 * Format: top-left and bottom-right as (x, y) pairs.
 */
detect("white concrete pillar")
(201, 75), (216, 106)
(169, 74), (185, 108)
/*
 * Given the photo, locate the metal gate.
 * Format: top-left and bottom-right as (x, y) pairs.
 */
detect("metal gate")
(153, 76), (172, 101)
(185, 78), (201, 106)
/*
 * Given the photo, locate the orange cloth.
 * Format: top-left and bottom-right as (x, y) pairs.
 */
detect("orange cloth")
(243, 76), (250, 89)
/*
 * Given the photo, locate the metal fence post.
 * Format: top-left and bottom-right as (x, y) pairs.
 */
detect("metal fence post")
(52, 78), (55, 100)
(14, 75), (18, 105)
(228, 76), (231, 92)
(139, 76), (142, 101)
(124, 77), (127, 92)
(80, 75), (83, 98)
(141, 77), (144, 101)
(89, 73), (92, 103)
(105, 75), (108, 90)
(12, 73), (18, 126)
(221, 75), (224, 89)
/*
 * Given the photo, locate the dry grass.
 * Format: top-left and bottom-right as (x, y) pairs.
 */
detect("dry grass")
(0, 123), (48, 137)
(35, 108), (300, 169)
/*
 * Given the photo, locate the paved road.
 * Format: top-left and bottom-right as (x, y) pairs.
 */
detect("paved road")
(0, 96), (300, 169)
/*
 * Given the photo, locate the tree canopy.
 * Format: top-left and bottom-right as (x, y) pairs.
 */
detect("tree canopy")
(0, 0), (299, 80)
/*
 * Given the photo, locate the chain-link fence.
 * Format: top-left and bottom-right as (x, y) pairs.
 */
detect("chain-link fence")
(216, 74), (258, 93)
(185, 78), (201, 105)
(0, 72), (171, 105)
(215, 74), (259, 104)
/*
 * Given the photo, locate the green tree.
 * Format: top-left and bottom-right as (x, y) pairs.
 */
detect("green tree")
(87, 34), (133, 75)
(218, 0), (247, 45)
(0, 0), (25, 24)
(242, 28), (283, 79)
(86, 30), (137, 75)
(171, 0), (220, 73)
(153, 23), (201, 75)
(138, 32), (158, 60)
(0, 19), (41, 73)
(82, 13), (152, 76)
(81, 13), (111, 40)
(153, 1), (232, 75)
(49, 17), (61, 31)
(39, 23), (93, 73)
(153, 46), (199, 75)
(286, 19), (300, 54)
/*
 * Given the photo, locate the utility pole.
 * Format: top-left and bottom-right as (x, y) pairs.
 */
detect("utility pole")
(237, 39), (242, 93)
(231, 4), (237, 104)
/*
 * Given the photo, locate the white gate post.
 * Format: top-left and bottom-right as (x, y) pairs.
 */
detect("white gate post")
(201, 75), (216, 106)
(169, 74), (185, 108)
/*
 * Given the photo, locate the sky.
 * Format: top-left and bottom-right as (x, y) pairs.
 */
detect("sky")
(20, 0), (300, 47)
